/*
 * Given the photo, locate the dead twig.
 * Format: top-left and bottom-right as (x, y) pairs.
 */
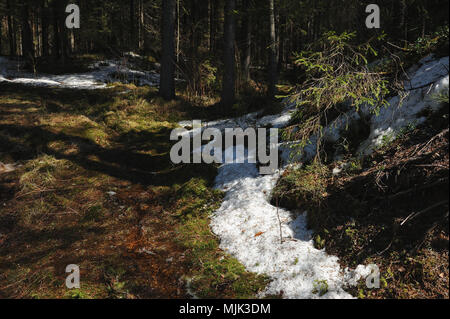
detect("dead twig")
(389, 177), (449, 201)
(400, 200), (449, 227)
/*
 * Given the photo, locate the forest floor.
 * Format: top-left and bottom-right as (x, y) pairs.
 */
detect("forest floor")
(0, 83), (268, 299)
(0, 54), (448, 299)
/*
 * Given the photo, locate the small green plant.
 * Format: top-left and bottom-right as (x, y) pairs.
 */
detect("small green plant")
(379, 132), (396, 149)
(312, 280), (329, 297)
(358, 289), (366, 299)
(409, 25), (449, 56)
(431, 90), (449, 106)
(66, 289), (88, 299)
(82, 204), (104, 222)
(315, 235), (326, 250)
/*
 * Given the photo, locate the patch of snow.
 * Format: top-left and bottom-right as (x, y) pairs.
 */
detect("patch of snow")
(211, 163), (355, 298)
(343, 265), (375, 287)
(280, 55), (449, 161)
(0, 56), (160, 89)
(358, 55), (449, 155)
(179, 104), (360, 298)
(182, 55), (449, 299)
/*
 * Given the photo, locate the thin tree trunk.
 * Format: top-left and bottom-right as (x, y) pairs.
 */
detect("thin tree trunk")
(130, 0), (136, 50)
(0, 17), (3, 55)
(242, 0), (252, 83)
(139, 0), (144, 51)
(7, 0), (16, 56)
(21, 3), (34, 60)
(160, 0), (176, 101)
(278, 13), (286, 71)
(221, 0), (236, 108)
(268, 0), (278, 98)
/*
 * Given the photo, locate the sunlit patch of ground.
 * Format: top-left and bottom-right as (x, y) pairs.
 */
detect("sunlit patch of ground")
(0, 83), (267, 299)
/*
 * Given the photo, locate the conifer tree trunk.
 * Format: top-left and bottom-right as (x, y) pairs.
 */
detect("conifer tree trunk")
(7, 0), (16, 56)
(160, 0), (176, 101)
(41, 0), (49, 57)
(242, 0), (252, 83)
(221, 0), (236, 108)
(268, 0), (278, 98)
(21, 2), (34, 60)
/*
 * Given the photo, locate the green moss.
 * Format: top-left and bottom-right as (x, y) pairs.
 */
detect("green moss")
(82, 204), (104, 222)
(176, 177), (269, 298)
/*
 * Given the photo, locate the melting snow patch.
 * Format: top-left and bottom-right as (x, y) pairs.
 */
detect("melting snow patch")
(358, 55), (449, 155)
(182, 55), (449, 299)
(211, 163), (355, 298)
(0, 56), (160, 89)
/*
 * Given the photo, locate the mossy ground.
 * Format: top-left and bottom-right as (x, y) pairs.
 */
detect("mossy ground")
(0, 82), (267, 299)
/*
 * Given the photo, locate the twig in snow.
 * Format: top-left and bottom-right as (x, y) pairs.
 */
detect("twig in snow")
(275, 170), (284, 244)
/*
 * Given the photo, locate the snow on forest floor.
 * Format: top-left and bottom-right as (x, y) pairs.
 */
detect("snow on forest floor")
(179, 54), (449, 299)
(2, 52), (447, 298)
(0, 54), (160, 89)
(280, 55), (450, 163)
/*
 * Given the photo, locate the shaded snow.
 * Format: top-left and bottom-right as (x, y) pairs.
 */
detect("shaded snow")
(280, 55), (449, 162)
(0, 56), (160, 89)
(358, 55), (449, 154)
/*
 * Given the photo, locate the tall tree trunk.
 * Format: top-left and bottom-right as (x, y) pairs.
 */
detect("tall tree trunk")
(7, 0), (16, 56)
(209, 0), (214, 53)
(21, 3), (34, 60)
(242, 0), (252, 83)
(138, 0), (144, 51)
(52, 1), (60, 58)
(52, 0), (67, 62)
(160, 0), (176, 101)
(41, 1), (49, 57)
(0, 17), (3, 55)
(130, 0), (136, 50)
(221, 0), (236, 108)
(268, 0), (277, 98)
(278, 13), (286, 72)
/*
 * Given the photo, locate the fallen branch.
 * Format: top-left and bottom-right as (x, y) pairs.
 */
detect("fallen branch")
(389, 177), (449, 201)
(415, 128), (449, 156)
(400, 200), (449, 227)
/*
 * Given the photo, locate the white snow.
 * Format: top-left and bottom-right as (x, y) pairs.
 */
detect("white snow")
(358, 55), (449, 154)
(211, 163), (355, 298)
(182, 55), (449, 299)
(0, 56), (160, 89)
(280, 55), (449, 162)
(180, 108), (360, 298)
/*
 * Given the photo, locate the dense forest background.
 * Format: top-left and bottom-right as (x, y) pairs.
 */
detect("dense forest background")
(0, 0), (449, 104)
